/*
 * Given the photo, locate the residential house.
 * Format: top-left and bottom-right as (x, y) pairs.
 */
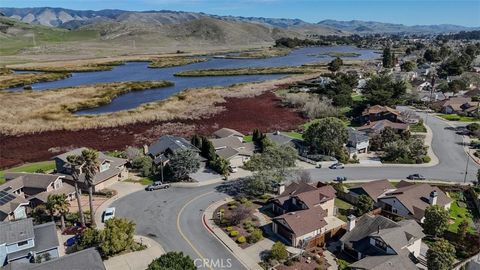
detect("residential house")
(210, 137), (254, 167)
(0, 218), (59, 267)
(54, 148), (128, 192)
(4, 248), (105, 270)
(2, 173), (76, 207)
(377, 181), (452, 223)
(341, 214), (425, 270)
(417, 63), (432, 76)
(399, 110), (421, 124)
(433, 96), (475, 114)
(348, 180), (395, 203)
(146, 135), (201, 166)
(212, 128), (245, 140)
(361, 105), (403, 123)
(270, 182), (345, 248)
(347, 128), (369, 158)
(357, 120), (409, 135)
(417, 81), (431, 91)
(0, 188), (29, 222)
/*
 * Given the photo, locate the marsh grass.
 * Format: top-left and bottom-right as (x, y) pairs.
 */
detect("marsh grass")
(0, 73), (321, 135)
(174, 66), (321, 77)
(0, 72), (71, 89)
(148, 57), (208, 68)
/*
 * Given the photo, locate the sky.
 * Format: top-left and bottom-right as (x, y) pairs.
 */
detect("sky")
(2, 0), (480, 27)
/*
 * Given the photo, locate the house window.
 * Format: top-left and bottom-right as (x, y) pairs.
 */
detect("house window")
(374, 239), (387, 251)
(17, 240), (29, 247)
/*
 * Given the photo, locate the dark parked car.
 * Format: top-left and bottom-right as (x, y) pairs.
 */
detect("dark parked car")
(146, 181), (170, 191)
(65, 235), (81, 247)
(335, 176), (347, 182)
(407, 174), (426, 180)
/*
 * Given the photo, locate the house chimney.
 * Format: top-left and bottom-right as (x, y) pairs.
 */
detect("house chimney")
(347, 214), (356, 231)
(429, 190), (438, 205)
(143, 144), (149, 155)
(278, 184), (285, 195)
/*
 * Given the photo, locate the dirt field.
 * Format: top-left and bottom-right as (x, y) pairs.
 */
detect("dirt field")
(0, 92), (305, 168)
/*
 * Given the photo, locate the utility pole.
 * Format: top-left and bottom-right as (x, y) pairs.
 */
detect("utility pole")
(464, 150), (470, 183)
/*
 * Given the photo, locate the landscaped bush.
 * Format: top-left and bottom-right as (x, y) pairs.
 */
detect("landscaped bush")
(422, 156), (432, 163)
(237, 236), (246, 244)
(226, 226), (233, 232)
(228, 205), (237, 210)
(230, 230), (239, 237)
(228, 201), (237, 207)
(248, 228), (264, 243)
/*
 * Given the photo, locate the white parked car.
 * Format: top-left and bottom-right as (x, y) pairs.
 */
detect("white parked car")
(103, 207), (116, 222)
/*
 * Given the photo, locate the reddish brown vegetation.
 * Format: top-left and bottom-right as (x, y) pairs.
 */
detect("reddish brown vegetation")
(0, 92), (305, 168)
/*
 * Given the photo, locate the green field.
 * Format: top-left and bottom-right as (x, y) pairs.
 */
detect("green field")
(448, 192), (478, 234)
(0, 161), (56, 184)
(439, 114), (479, 122)
(335, 198), (353, 221)
(410, 122), (427, 133)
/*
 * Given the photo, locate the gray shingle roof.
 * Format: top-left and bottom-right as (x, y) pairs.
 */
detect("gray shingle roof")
(6, 248), (105, 270)
(147, 135), (199, 157)
(216, 147), (240, 160)
(349, 180), (395, 202)
(266, 132), (295, 146)
(0, 218), (34, 244)
(4, 173), (62, 190)
(349, 254), (418, 270)
(348, 127), (369, 146)
(8, 221), (59, 260)
(213, 128), (244, 138)
(340, 215), (398, 245)
(210, 137), (244, 150)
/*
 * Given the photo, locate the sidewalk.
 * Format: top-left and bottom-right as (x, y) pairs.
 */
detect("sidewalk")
(104, 235), (165, 270)
(203, 198), (263, 270)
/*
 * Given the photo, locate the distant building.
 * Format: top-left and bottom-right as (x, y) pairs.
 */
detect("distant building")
(54, 148), (128, 192)
(361, 105), (403, 123)
(357, 120), (409, 135)
(0, 218), (59, 267)
(346, 127), (369, 158)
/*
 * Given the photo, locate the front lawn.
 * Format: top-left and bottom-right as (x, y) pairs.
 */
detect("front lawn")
(410, 122), (427, 133)
(335, 198), (353, 222)
(284, 131), (303, 140)
(243, 135), (253, 142)
(0, 161), (56, 183)
(439, 114), (479, 122)
(448, 192), (477, 234)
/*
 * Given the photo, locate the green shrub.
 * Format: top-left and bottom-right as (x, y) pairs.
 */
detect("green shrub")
(228, 205), (237, 210)
(260, 194), (270, 200)
(228, 201), (237, 207)
(246, 227), (255, 233)
(219, 208), (225, 213)
(230, 230), (239, 237)
(239, 197), (249, 204)
(236, 236), (246, 244)
(248, 228), (263, 243)
(422, 156), (431, 163)
(226, 226), (233, 232)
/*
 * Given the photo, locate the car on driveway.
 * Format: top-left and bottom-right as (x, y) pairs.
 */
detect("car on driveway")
(146, 181), (170, 191)
(103, 207), (116, 222)
(65, 235), (81, 247)
(407, 174), (426, 180)
(329, 163), (345, 169)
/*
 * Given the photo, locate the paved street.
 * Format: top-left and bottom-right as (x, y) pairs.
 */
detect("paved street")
(112, 112), (479, 270)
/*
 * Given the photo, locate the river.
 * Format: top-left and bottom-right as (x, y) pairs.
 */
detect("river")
(11, 46), (379, 114)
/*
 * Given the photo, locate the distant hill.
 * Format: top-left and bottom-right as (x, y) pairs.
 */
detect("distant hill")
(317, 19), (478, 34)
(0, 7), (344, 36)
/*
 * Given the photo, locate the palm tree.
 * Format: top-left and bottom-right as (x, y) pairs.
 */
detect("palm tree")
(46, 194), (71, 231)
(81, 149), (99, 228)
(67, 155), (86, 227)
